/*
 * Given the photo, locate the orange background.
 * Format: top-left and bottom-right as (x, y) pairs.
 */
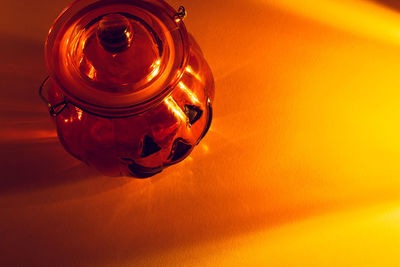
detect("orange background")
(1, 0), (400, 265)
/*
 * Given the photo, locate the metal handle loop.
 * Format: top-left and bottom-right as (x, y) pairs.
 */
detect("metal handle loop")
(39, 76), (68, 117)
(175, 6), (187, 21)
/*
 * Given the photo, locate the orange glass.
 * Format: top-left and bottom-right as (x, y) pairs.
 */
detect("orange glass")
(40, 0), (215, 178)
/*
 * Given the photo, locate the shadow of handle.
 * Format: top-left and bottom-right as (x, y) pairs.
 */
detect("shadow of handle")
(39, 75), (68, 117)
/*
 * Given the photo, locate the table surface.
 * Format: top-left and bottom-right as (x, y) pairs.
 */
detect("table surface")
(2, 0), (400, 265)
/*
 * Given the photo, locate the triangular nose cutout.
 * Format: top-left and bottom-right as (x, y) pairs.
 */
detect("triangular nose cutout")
(141, 135), (162, 157)
(168, 138), (192, 162)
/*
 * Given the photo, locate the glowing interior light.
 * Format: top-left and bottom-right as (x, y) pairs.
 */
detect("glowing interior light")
(0, 129), (58, 142)
(125, 30), (132, 40)
(88, 66), (96, 79)
(76, 107), (83, 120)
(202, 144), (209, 153)
(164, 96), (185, 121)
(178, 82), (199, 104)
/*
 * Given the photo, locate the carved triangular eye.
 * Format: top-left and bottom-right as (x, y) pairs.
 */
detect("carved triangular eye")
(168, 138), (192, 162)
(141, 135), (161, 158)
(184, 105), (203, 126)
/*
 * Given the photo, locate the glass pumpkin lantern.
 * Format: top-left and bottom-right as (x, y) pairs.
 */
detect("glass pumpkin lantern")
(40, 0), (215, 178)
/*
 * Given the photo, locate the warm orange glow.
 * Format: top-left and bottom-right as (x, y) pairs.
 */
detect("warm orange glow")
(76, 107), (83, 120)
(201, 144), (209, 153)
(140, 201), (400, 266)
(262, 0), (400, 47)
(87, 65), (96, 79)
(0, 129), (57, 142)
(4, 0), (400, 265)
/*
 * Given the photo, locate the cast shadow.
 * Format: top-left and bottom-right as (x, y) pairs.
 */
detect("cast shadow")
(372, 0), (400, 11)
(0, 34), (109, 195)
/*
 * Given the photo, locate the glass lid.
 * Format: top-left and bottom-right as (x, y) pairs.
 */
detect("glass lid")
(45, 0), (189, 117)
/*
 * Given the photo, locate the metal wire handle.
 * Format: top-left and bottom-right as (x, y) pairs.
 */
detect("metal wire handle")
(39, 76), (68, 117)
(175, 6), (187, 21)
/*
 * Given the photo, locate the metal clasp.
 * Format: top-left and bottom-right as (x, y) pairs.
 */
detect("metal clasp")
(39, 76), (68, 117)
(175, 6), (187, 22)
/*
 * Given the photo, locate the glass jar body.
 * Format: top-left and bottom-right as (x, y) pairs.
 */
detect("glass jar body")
(47, 35), (214, 178)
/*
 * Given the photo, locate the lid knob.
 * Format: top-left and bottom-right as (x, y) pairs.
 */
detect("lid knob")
(97, 13), (133, 53)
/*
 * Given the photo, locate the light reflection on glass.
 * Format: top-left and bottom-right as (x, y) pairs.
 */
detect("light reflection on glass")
(148, 59), (161, 81)
(178, 82), (199, 104)
(164, 96), (185, 121)
(186, 66), (202, 81)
